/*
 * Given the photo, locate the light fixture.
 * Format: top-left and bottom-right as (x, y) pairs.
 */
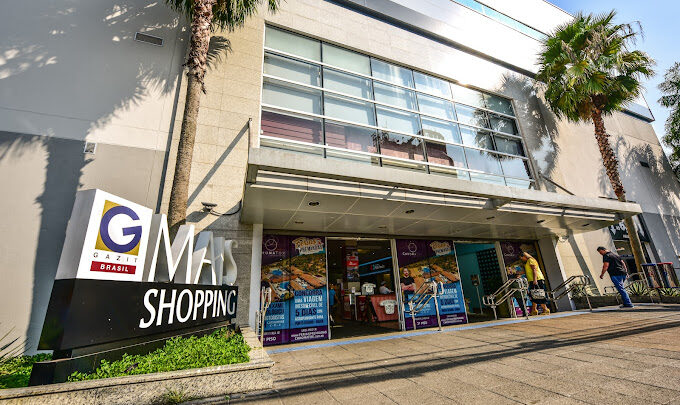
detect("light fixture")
(201, 202), (217, 213)
(405, 209), (415, 214)
(308, 201), (320, 206)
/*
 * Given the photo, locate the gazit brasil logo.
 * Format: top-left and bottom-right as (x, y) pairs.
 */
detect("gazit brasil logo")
(91, 200), (144, 275)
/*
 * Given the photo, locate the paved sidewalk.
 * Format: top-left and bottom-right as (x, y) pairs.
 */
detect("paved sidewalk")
(232, 305), (680, 404)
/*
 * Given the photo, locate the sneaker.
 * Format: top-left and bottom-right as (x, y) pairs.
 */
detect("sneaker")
(620, 304), (635, 309)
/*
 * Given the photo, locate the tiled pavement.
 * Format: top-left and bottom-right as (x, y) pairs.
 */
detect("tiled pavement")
(232, 305), (680, 404)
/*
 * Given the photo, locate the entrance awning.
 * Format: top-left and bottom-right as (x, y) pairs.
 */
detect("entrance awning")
(241, 148), (642, 240)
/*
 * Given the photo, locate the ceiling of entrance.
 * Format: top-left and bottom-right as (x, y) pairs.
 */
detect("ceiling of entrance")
(242, 169), (637, 240)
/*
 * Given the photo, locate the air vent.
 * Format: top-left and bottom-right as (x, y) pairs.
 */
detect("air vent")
(134, 32), (163, 46)
(83, 142), (97, 154)
(640, 161), (650, 168)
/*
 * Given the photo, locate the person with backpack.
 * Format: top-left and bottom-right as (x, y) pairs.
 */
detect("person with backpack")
(597, 247), (634, 308)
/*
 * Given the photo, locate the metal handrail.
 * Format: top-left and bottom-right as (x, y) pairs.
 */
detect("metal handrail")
(549, 275), (592, 312)
(404, 280), (444, 331)
(482, 277), (529, 320)
(256, 287), (272, 343)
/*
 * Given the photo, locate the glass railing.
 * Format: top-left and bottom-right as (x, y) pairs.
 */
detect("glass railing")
(451, 0), (547, 41)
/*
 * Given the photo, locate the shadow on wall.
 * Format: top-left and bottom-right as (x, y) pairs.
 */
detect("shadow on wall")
(0, 1), (236, 353)
(608, 137), (680, 263)
(497, 74), (562, 193)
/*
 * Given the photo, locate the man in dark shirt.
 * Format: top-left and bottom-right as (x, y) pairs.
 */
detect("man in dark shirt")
(597, 246), (634, 308)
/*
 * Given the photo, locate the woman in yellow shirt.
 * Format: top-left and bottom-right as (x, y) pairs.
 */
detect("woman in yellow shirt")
(520, 252), (550, 316)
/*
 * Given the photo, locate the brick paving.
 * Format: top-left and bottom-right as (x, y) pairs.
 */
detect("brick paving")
(233, 305), (680, 404)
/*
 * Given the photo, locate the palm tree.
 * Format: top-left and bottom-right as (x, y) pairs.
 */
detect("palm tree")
(658, 62), (680, 175)
(165, 0), (280, 236)
(536, 11), (654, 274)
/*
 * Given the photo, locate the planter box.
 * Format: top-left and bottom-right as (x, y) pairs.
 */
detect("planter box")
(0, 328), (273, 405)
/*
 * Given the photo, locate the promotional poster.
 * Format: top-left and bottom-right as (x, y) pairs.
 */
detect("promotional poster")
(261, 235), (328, 345)
(396, 239), (467, 328)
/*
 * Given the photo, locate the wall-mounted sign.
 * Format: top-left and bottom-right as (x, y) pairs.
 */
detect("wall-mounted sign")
(33, 190), (239, 384)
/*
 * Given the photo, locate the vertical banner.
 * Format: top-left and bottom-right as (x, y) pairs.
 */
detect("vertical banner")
(427, 241), (467, 326)
(261, 235), (328, 345)
(396, 239), (467, 329)
(288, 236), (328, 343)
(261, 235), (291, 345)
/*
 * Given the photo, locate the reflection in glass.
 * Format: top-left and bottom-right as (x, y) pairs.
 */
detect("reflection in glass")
(325, 121), (378, 154)
(414, 72), (451, 98)
(376, 106), (421, 135)
(470, 172), (506, 186)
(455, 104), (489, 128)
(324, 93), (376, 125)
(500, 157), (531, 179)
(261, 110), (323, 144)
(417, 93), (456, 121)
(430, 166), (470, 180)
(460, 126), (494, 150)
(486, 94), (514, 116)
(374, 82), (418, 110)
(505, 178), (532, 189)
(426, 142), (467, 168)
(489, 115), (519, 135)
(420, 117), (461, 144)
(378, 132), (425, 161)
(464, 149), (503, 175)
(262, 80), (322, 114)
(323, 68), (372, 99)
(322, 43), (371, 75)
(494, 136), (524, 156)
(264, 53), (321, 86)
(265, 26), (320, 61)
(371, 59), (414, 87)
(451, 84), (486, 108)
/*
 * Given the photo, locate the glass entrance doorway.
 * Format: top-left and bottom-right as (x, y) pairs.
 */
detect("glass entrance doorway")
(455, 243), (503, 322)
(327, 239), (400, 339)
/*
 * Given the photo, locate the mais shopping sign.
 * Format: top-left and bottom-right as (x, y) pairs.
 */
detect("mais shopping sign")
(39, 189), (239, 353)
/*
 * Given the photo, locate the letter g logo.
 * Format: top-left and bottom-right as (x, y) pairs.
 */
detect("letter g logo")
(95, 200), (143, 255)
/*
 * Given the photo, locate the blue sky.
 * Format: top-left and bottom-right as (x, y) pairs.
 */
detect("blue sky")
(549, 0), (679, 147)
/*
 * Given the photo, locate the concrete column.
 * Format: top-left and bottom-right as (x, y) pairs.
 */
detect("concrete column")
(248, 224), (263, 329)
(538, 236), (574, 311)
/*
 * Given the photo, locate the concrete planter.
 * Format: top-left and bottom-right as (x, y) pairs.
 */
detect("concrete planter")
(0, 328), (273, 405)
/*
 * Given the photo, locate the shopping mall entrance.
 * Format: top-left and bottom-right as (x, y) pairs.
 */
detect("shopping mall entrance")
(259, 234), (553, 346)
(327, 238), (400, 339)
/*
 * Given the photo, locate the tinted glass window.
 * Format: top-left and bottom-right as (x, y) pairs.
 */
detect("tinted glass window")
(261, 110), (323, 144)
(265, 26), (320, 61)
(417, 93), (456, 121)
(451, 84), (486, 108)
(325, 121), (378, 153)
(324, 94), (376, 125)
(414, 72), (451, 98)
(420, 117), (461, 144)
(464, 149), (503, 175)
(376, 106), (420, 135)
(426, 142), (467, 168)
(489, 115), (518, 135)
(262, 80), (322, 114)
(323, 68), (372, 99)
(322, 43), (371, 75)
(379, 133), (425, 161)
(264, 53), (321, 86)
(374, 82), (417, 110)
(371, 59), (414, 87)
(455, 104), (489, 128)
(494, 136), (524, 156)
(486, 94), (514, 116)
(460, 126), (494, 150)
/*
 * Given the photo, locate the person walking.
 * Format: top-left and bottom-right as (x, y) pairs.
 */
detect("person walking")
(597, 247), (634, 308)
(520, 252), (550, 316)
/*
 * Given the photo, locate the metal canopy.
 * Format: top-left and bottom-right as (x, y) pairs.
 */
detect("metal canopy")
(241, 148), (642, 240)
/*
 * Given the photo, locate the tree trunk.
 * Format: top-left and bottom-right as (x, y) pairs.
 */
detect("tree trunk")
(591, 108), (646, 275)
(167, 0), (216, 238)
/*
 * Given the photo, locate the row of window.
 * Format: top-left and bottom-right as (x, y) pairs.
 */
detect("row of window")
(261, 26), (534, 189)
(453, 0), (547, 41)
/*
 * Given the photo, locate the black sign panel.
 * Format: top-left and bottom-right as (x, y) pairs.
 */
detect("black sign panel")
(39, 279), (238, 351)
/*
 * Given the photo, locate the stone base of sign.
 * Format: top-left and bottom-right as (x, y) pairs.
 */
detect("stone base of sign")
(0, 327), (273, 405)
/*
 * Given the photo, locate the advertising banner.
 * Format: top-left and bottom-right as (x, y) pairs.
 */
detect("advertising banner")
(397, 239), (467, 329)
(261, 235), (328, 345)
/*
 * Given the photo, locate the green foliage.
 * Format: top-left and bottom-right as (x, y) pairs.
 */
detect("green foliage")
(626, 281), (650, 296)
(536, 10), (655, 122)
(0, 353), (51, 389)
(165, 0), (280, 32)
(570, 283), (591, 298)
(659, 287), (680, 297)
(68, 329), (249, 382)
(658, 62), (680, 173)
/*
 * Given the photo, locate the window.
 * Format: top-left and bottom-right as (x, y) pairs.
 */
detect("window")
(323, 68), (372, 99)
(420, 117), (461, 144)
(417, 93), (456, 121)
(414, 72), (451, 98)
(265, 26), (320, 61)
(374, 82), (417, 110)
(264, 54), (320, 86)
(262, 80), (322, 114)
(371, 59), (414, 87)
(322, 43), (371, 75)
(261, 27), (533, 188)
(324, 94), (375, 126)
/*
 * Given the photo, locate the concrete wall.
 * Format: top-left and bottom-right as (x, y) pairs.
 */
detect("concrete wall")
(0, 0), (186, 353)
